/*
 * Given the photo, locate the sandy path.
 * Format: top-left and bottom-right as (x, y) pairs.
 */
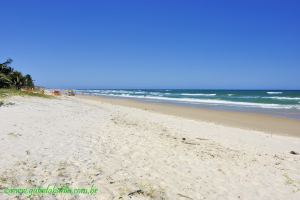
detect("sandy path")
(0, 96), (300, 200)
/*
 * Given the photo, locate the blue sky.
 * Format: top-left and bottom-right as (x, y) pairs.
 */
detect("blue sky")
(1, 0), (299, 89)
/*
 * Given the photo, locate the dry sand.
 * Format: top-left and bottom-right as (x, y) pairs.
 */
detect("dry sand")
(0, 95), (300, 200)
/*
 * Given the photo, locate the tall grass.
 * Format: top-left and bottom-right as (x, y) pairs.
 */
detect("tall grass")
(0, 88), (53, 100)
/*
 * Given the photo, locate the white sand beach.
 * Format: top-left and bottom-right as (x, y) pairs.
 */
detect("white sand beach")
(0, 95), (300, 200)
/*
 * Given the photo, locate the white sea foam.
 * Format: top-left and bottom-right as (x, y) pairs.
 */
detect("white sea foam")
(96, 94), (300, 110)
(228, 95), (262, 99)
(181, 93), (216, 96)
(264, 97), (300, 100)
(76, 90), (300, 110)
(149, 92), (162, 95)
(267, 92), (283, 94)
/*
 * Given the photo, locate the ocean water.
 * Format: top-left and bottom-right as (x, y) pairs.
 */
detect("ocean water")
(75, 89), (300, 120)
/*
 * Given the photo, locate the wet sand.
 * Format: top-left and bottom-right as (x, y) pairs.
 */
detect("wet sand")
(77, 95), (300, 137)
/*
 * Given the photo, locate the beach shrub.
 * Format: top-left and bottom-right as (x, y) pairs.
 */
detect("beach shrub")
(0, 88), (52, 99)
(0, 58), (34, 89)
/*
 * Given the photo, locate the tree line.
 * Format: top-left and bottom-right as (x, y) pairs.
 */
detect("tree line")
(0, 58), (34, 89)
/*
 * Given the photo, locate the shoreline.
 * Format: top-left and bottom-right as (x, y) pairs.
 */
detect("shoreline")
(75, 89), (300, 120)
(76, 94), (300, 137)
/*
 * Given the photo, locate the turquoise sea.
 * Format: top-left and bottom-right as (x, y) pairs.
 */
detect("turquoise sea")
(75, 89), (300, 120)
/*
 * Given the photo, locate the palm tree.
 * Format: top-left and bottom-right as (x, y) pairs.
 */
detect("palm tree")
(10, 71), (25, 90)
(0, 58), (14, 88)
(0, 58), (14, 75)
(24, 74), (34, 88)
(0, 73), (12, 88)
(0, 58), (35, 89)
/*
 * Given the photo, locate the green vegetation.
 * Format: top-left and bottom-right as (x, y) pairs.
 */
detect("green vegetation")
(0, 89), (52, 101)
(0, 59), (52, 102)
(0, 58), (34, 89)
